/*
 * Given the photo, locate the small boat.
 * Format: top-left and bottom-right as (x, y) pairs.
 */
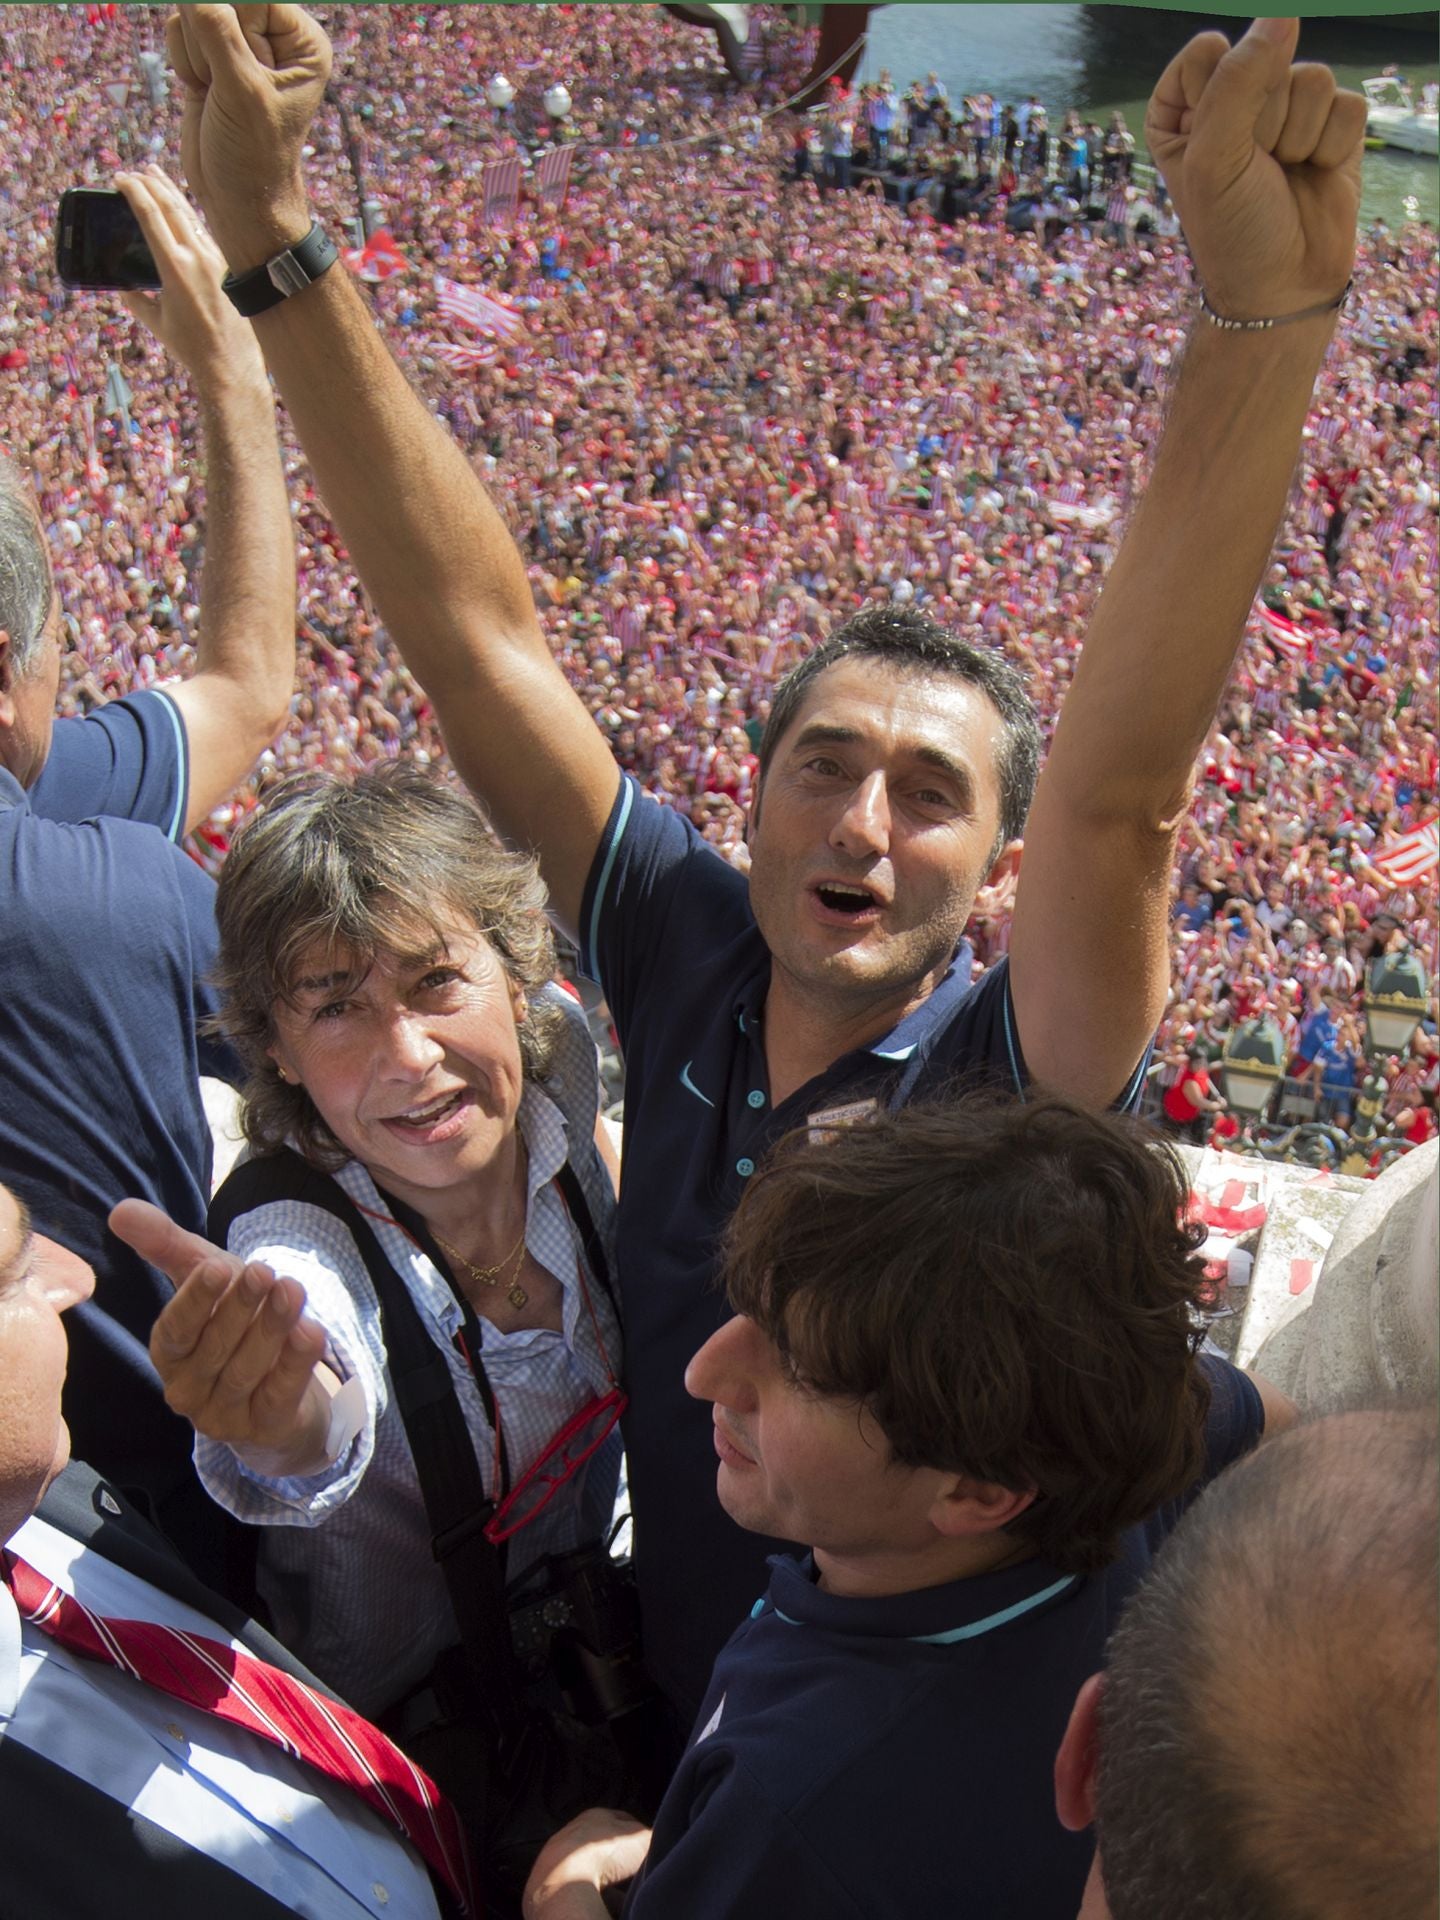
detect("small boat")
(1361, 76), (1439, 157)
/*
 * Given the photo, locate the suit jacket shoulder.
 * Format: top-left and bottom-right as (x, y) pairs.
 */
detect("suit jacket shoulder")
(36, 1462), (332, 1694)
(0, 1741), (303, 1920)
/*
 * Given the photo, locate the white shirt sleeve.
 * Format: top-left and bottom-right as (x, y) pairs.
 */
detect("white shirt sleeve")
(193, 1202), (392, 1528)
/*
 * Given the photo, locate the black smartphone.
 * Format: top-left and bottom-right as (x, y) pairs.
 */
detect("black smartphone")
(55, 187), (160, 291)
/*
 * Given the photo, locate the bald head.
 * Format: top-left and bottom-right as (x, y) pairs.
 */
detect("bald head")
(1097, 1409), (1438, 1920)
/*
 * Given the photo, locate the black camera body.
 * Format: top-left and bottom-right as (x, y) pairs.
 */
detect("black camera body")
(56, 187), (160, 291)
(384, 1543), (669, 1912)
(509, 1543), (656, 1727)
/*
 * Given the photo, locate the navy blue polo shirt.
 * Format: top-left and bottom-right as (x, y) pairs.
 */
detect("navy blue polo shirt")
(580, 774), (1148, 1719)
(1, 693), (243, 1580)
(625, 1358), (1262, 1919)
(30, 688), (191, 840)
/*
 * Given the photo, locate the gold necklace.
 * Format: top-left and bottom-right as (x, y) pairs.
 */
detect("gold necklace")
(434, 1222), (529, 1311)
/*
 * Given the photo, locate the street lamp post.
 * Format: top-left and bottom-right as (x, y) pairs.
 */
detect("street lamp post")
(328, 84), (374, 245)
(487, 73), (516, 127)
(1338, 1063), (1392, 1175)
(1363, 948), (1429, 1058)
(1220, 1016), (1287, 1125)
(543, 83), (572, 136)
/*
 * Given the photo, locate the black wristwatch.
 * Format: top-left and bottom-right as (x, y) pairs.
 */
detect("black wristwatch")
(222, 221), (338, 317)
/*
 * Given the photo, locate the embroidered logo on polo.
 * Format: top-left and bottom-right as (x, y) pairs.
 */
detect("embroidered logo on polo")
(696, 1692), (727, 1742)
(678, 1061), (716, 1109)
(806, 1096), (879, 1144)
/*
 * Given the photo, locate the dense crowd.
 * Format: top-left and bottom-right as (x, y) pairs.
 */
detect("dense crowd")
(2, 12), (1435, 1917)
(3, 2), (1435, 1135)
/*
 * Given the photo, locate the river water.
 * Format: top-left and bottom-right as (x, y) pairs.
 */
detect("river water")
(857, 6), (1439, 228)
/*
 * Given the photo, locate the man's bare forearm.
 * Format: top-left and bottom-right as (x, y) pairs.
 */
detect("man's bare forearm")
(199, 206), (618, 925)
(970, 21), (1359, 1107)
(170, 2), (621, 920)
(202, 181), (541, 674)
(192, 359), (295, 737)
(1043, 310), (1337, 825)
(1009, 309), (1337, 1105)
(245, 265), (544, 683)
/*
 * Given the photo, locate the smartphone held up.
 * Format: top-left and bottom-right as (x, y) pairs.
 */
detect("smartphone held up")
(56, 186), (160, 291)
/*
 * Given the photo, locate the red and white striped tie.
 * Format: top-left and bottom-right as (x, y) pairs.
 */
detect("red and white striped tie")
(4, 1551), (476, 1915)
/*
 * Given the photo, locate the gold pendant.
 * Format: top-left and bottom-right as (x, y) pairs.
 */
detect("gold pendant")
(507, 1281), (529, 1310)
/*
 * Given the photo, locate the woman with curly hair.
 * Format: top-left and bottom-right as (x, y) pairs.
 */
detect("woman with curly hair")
(118, 763), (629, 1896)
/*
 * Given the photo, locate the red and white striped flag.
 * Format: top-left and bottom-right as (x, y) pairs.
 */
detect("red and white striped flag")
(483, 154), (522, 226)
(434, 276), (525, 341)
(342, 227), (409, 282)
(427, 340), (499, 371)
(536, 143), (574, 210)
(1256, 603), (1308, 658)
(1372, 821), (1439, 888)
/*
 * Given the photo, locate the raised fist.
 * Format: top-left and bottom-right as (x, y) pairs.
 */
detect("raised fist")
(166, 5), (332, 261)
(1145, 16), (1365, 321)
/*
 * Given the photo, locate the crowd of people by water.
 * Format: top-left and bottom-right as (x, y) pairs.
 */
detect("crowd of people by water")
(1, 8), (1436, 1920)
(4, 0), (1435, 1139)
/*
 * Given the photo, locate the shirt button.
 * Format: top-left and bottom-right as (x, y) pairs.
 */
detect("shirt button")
(736, 1157), (755, 1177)
(373, 1886), (389, 1906)
(165, 1722), (185, 1741)
(746, 1089), (766, 1109)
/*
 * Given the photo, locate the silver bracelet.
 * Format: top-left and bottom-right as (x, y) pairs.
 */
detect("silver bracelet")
(1198, 280), (1352, 332)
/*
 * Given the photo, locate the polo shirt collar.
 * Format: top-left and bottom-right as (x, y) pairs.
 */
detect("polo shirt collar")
(871, 942), (975, 1062)
(763, 1548), (1082, 1645)
(732, 940), (975, 1062)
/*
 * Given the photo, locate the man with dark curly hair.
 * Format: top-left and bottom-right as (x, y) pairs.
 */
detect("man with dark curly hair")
(522, 1097), (1295, 1920)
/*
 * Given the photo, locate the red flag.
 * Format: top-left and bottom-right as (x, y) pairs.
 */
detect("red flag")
(342, 227), (409, 282)
(1372, 820), (1439, 887)
(427, 340), (499, 371)
(434, 275), (525, 340)
(1256, 604), (1307, 658)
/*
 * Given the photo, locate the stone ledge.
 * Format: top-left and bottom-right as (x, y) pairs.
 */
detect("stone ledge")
(1176, 1140), (1437, 1412)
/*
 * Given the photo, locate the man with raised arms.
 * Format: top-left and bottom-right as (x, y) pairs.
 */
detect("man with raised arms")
(1, 168), (295, 1584)
(162, 4), (1364, 1719)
